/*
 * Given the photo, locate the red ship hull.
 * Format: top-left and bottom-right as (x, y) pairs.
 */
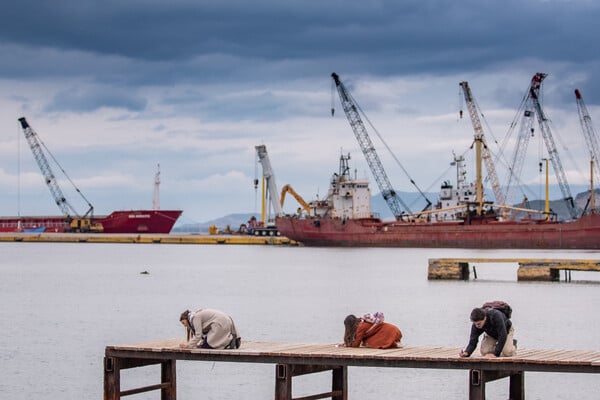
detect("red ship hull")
(0, 210), (182, 234)
(276, 213), (600, 249)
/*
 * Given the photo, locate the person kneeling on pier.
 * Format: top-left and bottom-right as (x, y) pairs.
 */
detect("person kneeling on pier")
(179, 308), (241, 350)
(342, 312), (402, 349)
(459, 306), (516, 358)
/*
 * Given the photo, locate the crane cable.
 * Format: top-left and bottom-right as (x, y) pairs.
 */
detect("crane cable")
(332, 83), (432, 208)
(36, 134), (94, 216)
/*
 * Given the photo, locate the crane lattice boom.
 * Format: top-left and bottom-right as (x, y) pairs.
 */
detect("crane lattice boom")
(18, 117), (80, 217)
(575, 89), (600, 179)
(331, 72), (410, 219)
(504, 105), (536, 211)
(459, 81), (505, 209)
(528, 73), (576, 219)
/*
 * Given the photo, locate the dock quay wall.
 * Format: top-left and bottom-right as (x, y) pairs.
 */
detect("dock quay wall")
(0, 232), (298, 246)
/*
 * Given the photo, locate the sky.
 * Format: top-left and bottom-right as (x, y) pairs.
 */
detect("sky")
(1, 0), (600, 225)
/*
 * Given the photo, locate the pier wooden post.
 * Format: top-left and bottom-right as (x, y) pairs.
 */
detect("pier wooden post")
(104, 356), (120, 400)
(275, 364), (292, 400)
(274, 364), (347, 400)
(332, 365), (348, 400)
(103, 356), (176, 400)
(161, 360), (177, 400)
(469, 369), (524, 400)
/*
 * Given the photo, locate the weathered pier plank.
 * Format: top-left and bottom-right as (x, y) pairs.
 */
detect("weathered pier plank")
(104, 339), (600, 400)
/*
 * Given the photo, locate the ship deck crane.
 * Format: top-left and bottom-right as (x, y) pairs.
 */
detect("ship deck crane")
(331, 72), (431, 220)
(18, 117), (102, 232)
(280, 184), (311, 214)
(503, 94), (536, 214)
(459, 81), (505, 215)
(575, 89), (600, 180)
(502, 73), (576, 220)
(254, 144), (282, 235)
(528, 73), (577, 219)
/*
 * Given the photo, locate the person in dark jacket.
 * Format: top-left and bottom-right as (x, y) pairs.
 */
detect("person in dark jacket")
(459, 307), (516, 358)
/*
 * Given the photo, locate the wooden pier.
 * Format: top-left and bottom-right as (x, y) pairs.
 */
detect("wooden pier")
(104, 338), (600, 400)
(428, 258), (600, 281)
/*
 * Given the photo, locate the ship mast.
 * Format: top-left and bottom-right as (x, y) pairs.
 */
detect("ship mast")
(153, 163), (161, 210)
(591, 159), (596, 214)
(475, 126), (484, 215)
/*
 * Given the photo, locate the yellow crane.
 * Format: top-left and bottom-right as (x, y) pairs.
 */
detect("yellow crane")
(280, 184), (310, 214)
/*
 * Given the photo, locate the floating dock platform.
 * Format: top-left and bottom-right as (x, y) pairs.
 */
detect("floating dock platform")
(428, 258), (600, 281)
(0, 232), (298, 245)
(104, 338), (600, 400)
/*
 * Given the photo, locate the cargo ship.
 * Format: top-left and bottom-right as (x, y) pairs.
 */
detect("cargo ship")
(0, 210), (182, 234)
(275, 154), (600, 249)
(275, 72), (600, 249)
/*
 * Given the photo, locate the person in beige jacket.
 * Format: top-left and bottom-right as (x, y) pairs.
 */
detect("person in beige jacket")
(179, 308), (241, 349)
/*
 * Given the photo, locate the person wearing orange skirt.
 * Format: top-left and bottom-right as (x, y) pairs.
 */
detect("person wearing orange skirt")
(342, 313), (402, 349)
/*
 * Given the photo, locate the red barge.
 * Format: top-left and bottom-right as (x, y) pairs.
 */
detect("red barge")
(0, 210), (182, 234)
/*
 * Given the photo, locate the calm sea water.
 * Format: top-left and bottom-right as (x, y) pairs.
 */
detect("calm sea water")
(1, 242), (599, 399)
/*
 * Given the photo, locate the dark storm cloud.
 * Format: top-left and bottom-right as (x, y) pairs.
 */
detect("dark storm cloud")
(2, 0), (600, 108)
(3, 1), (599, 67)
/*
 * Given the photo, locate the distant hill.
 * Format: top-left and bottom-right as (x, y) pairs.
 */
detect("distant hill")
(173, 186), (599, 233)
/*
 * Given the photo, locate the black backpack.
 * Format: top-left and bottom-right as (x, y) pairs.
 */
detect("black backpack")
(482, 300), (512, 319)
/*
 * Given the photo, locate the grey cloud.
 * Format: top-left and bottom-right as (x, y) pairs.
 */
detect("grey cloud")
(46, 86), (147, 113)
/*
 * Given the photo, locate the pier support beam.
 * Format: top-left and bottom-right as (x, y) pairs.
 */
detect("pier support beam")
(469, 369), (524, 400)
(274, 364), (347, 400)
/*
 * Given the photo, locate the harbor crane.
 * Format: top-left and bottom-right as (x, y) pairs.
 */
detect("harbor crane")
(459, 81), (505, 214)
(503, 92), (536, 213)
(331, 72), (431, 220)
(528, 73), (576, 219)
(503, 73), (576, 219)
(18, 117), (102, 232)
(575, 89), (600, 180)
(254, 144), (282, 235)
